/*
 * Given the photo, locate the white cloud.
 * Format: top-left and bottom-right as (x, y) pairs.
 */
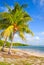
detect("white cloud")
(25, 33), (40, 41)
(0, 5), (13, 12)
(13, 33), (25, 43)
(9, 32), (44, 45)
(37, 32), (44, 36)
(33, 15), (44, 21)
(32, 0), (44, 7)
(41, 32), (44, 35)
(24, 34), (40, 45)
(0, 6), (8, 12)
(40, 0), (44, 6)
(35, 36), (40, 40)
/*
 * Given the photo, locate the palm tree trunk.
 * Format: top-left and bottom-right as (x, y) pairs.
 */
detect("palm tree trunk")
(8, 39), (13, 54)
(1, 37), (7, 51)
(8, 32), (14, 54)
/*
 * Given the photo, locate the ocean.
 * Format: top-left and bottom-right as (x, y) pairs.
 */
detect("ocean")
(13, 45), (44, 53)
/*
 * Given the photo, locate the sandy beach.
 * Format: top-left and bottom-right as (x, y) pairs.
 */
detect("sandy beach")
(12, 49), (44, 57)
(0, 48), (44, 65)
(0, 48), (44, 58)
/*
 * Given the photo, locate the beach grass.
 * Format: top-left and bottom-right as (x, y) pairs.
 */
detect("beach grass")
(0, 62), (32, 65)
(0, 62), (11, 65)
(0, 57), (44, 65)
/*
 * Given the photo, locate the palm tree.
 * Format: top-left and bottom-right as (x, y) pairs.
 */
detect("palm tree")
(0, 3), (34, 54)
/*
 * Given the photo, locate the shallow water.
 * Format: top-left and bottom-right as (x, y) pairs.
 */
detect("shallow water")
(13, 45), (44, 53)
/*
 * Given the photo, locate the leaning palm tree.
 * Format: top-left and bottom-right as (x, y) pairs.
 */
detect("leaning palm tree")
(0, 3), (34, 54)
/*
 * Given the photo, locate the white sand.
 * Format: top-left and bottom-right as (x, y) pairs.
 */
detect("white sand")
(11, 48), (44, 57)
(1, 48), (44, 58)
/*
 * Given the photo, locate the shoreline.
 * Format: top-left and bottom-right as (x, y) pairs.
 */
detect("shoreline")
(0, 48), (44, 58)
(9, 48), (44, 57)
(23, 50), (44, 57)
(12, 48), (44, 57)
(0, 47), (44, 58)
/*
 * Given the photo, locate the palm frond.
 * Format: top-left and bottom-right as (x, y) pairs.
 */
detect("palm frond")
(19, 32), (26, 40)
(0, 2), (33, 41)
(0, 12), (14, 24)
(1, 25), (13, 38)
(0, 19), (11, 29)
(9, 31), (13, 41)
(18, 24), (34, 36)
(24, 26), (34, 36)
(21, 4), (28, 8)
(14, 2), (21, 11)
(22, 12), (32, 22)
(4, 3), (12, 13)
(16, 12), (32, 26)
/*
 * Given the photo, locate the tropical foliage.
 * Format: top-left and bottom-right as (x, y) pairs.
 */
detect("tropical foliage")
(0, 40), (28, 47)
(0, 3), (34, 53)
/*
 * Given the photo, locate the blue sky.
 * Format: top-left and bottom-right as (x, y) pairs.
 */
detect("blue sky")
(0, 0), (44, 45)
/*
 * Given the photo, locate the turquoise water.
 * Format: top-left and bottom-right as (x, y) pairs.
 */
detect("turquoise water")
(13, 45), (44, 53)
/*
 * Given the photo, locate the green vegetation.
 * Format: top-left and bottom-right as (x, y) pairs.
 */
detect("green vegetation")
(0, 62), (11, 65)
(13, 42), (28, 46)
(0, 40), (28, 47)
(0, 62), (32, 65)
(0, 56), (44, 65)
(0, 2), (33, 53)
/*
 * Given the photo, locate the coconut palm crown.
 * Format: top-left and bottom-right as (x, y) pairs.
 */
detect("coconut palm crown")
(0, 3), (34, 54)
